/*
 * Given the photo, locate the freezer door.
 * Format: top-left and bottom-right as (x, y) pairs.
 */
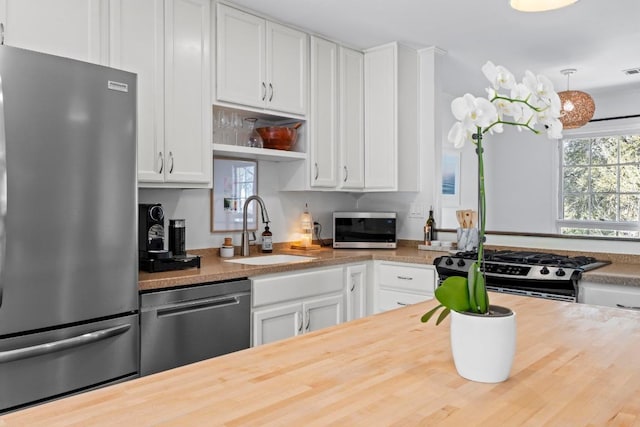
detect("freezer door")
(0, 314), (139, 413)
(0, 46), (138, 335)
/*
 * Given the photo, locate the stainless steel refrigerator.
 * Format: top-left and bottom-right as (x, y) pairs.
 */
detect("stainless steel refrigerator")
(0, 45), (139, 413)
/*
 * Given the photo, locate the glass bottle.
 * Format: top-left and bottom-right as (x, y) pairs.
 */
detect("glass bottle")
(243, 118), (263, 148)
(261, 224), (273, 253)
(425, 206), (436, 245)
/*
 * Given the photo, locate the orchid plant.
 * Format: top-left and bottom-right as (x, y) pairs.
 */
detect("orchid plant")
(422, 61), (563, 324)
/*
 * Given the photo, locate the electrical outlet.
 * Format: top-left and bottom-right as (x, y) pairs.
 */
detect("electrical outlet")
(408, 203), (425, 219)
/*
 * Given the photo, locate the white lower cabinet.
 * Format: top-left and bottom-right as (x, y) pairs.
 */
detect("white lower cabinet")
(345, 263), (367, 321)
(251, 266), (344, 346)
(578, 281), (640, 311)
(374, 261), (435, 313)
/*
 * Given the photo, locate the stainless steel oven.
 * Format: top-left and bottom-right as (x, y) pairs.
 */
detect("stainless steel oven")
(434, 250), (610, 302)
(333, 212), (397, 249)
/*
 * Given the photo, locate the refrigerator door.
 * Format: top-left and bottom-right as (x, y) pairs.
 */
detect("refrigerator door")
(0, 46), (138, 335)
(0, 314), (139, 412)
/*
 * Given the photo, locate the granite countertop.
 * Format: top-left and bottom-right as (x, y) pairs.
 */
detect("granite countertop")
(3, 293), (639, 425)
(138, 244), (640, 292)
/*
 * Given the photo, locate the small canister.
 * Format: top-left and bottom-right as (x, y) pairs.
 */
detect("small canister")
(169, 219), (186, 257)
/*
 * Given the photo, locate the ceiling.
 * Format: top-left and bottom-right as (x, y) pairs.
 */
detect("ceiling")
(229, 0), (640, 92)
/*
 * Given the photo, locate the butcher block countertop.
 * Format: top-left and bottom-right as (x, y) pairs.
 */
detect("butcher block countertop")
(2, 293), (639, 426)
(138, 244), (640, 292)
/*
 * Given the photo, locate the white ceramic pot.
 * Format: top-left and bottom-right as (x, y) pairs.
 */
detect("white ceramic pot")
(450, 305), (516, 383)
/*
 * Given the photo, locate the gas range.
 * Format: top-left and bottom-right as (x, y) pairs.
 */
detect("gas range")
(434, 250), (610, 302)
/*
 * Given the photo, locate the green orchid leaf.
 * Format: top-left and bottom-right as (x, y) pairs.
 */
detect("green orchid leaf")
(420, 304), (444, 323)
(474, 272), (489, 313)
(434, 276), (471, 312)
(467, 262), (480, 312)
(435, 307), (451, 325)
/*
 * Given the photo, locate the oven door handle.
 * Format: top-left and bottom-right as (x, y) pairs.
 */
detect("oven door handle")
(0, 324), (131, 364)
(616, 303), (640, 311)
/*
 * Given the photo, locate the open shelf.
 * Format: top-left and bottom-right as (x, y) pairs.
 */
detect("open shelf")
(213, 143), (306, 162)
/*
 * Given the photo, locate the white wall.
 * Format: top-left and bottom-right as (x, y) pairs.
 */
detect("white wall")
(139, 160), (355, 250)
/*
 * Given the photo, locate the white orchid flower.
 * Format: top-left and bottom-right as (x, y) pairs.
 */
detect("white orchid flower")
(448, 122), (472, 148)
(487, 88), (517, 120)
(523, 71), (558, 107)
(546, 118), (563, 139)
(451, 93), (498, 130)
(482, 61), (516, 90)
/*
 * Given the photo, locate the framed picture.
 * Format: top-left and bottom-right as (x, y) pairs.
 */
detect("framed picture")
(210, 157), (258, 232)
(442, 150), (461, 206)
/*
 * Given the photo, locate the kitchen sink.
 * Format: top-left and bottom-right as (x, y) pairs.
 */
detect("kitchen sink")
(224, 254), (316, 265)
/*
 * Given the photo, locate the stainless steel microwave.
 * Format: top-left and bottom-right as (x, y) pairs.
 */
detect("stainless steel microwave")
(333, 212), (397, 249)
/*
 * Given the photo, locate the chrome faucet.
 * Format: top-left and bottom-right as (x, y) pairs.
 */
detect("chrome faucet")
(241, 195), (270, 256)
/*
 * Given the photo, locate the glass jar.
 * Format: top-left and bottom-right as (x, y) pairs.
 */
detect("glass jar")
(243, 118), (263, 148)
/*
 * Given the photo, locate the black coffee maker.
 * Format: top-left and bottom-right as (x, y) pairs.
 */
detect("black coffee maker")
(138, 203), (200, 272)
(139, 203), (171, 260)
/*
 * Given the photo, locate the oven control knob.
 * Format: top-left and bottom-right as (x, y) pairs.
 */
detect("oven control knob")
(540, 266), (550, 275)
(556, 268), (566, 277)
(445, 257), (454, 266)
(457, 259), (466, 267)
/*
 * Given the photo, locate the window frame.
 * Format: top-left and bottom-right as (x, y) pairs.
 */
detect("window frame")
(557, 117), (640, 237)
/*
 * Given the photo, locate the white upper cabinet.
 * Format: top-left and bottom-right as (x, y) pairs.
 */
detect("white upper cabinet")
(309, 36), (338, 188)
(0, 0), (108, 64)
(110, 0), (211, 187)
(338, 46), (365, 190)
(364, 42), (420, 191)
(216, 3), (307, 116)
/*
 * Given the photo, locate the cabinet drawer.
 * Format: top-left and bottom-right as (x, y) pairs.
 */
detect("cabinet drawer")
(377, 289), (432, 312)
(579, 282), (640, 311)
(252, 266), (344, 307)
(378, 263), (435, 293)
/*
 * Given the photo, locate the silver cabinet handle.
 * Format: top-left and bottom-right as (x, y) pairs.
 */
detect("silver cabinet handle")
(268, 83), (274, 102)
(397, 302), (409, 306)
(0, 324), (131, 364)
(350, 282), (355, 292)
(0, 23), (4, 45)
(343, 166), (348, 182)
(314, 163), (319, 180)
(297, 311), (303, 332)
(261, 82), (266, 101)
(397, 276), (414, 281)
(158, 152), (164, 174)
(169, 151), (174, 174)
(305, 309), (310, 331)
(0, 72), (6, 309)
(616, 303), (640, 311)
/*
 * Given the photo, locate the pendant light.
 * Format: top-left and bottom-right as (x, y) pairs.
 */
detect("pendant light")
(510, 0), (578, 12)
(558, 68), (595, 129)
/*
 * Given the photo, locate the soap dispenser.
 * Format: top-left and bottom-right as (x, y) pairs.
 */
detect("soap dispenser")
(261, 223), (273, 253)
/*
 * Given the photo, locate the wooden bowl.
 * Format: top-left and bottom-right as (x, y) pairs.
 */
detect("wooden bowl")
(256, 125), (300, 150)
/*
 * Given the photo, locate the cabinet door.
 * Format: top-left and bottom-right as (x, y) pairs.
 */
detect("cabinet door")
(215, 4), (265, 109)
(265, 22), (307, 115)
(345, 263), (367, 321)
(109, 0), (165, 183)
(164, 0), (211, 184)
(303, 294), (343, 333)
(309, 36), (338, 188)
(252, 302), (301, 346)
(339, 47), (365, 190)
(0, 0), (106, 64)
(364, 44), (397, 190)
(579, 282), (640, 311)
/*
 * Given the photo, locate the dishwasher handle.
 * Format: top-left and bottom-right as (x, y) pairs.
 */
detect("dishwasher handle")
(156, 294), (247, 318)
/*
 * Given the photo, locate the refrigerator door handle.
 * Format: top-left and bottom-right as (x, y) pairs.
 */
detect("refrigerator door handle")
(0, 324), (131, 364)
(0, 73), (7, 309)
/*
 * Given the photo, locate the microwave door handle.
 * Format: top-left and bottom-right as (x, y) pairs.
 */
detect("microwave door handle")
(0, 73), (7, 309)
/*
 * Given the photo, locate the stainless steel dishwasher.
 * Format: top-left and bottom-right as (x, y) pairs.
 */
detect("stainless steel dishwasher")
(140, 278), (251, 376)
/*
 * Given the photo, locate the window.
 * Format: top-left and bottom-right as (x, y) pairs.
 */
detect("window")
(558, 118), (640, 238)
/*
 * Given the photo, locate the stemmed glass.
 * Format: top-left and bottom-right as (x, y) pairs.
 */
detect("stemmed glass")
(216, 110), (231, 145)
(231, 112), (243, 145)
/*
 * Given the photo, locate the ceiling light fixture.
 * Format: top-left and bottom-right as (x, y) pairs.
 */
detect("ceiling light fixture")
(510, 0), (578, 12)
(558, 68), (595, 129)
